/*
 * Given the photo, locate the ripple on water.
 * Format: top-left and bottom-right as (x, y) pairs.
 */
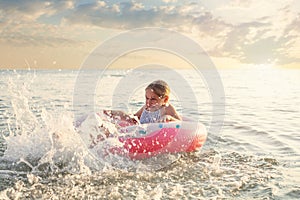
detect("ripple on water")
(0, 149), (286, 199)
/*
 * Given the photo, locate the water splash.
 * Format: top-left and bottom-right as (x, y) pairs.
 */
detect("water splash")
(0, 71), (179, 177)
(0, 71), (101, 176)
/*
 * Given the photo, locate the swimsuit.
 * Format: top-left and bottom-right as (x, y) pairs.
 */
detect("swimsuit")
(139, 108), (162, 124)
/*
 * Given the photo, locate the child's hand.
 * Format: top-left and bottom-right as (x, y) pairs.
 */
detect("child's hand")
(160, 115), (171, 122)
(103, 109), (112, 117)
(160, 115), (180, 123)
(127, 116), (139, 125)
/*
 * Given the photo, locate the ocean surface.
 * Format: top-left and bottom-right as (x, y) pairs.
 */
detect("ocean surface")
(0, 68), (299, 199)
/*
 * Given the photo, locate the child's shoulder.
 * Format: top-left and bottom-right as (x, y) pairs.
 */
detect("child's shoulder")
(164, 104), (176, 113)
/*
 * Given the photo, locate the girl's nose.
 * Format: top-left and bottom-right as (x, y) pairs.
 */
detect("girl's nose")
(146, 99), (150, 106)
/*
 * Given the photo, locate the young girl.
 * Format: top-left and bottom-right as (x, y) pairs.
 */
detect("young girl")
(89, 80), (181, 145)
(104, 80), (181, 124)
(135, 80), (181, 123)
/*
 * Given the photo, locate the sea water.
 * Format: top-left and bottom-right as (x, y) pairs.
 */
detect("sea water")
(0, 68), (299, 199)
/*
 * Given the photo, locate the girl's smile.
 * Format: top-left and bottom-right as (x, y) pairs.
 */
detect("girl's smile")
(145, 89), (165, 110)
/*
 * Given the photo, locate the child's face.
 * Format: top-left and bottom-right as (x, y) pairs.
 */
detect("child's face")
(145, 89), (167, 109)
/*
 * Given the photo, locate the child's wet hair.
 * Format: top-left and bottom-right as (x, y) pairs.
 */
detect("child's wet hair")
(145, 80), (170, 98)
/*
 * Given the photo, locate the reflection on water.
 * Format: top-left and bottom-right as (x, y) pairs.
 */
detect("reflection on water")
(0, 68), (300, 199)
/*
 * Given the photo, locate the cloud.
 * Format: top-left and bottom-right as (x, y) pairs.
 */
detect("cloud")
(219, 18), (300, 65)
(0, 31), (81, 47)
(203, 0), (300, 65)
(65, 0), (299, 64)
(0, 0), (299, 67)
(221, 21), (270, 61)
(63, 1), (231, 50)
(0, 0), (74, 20)
(64, 1), (185, 28)
(0, 0), (85, 47)
(0, 0), (50, 22)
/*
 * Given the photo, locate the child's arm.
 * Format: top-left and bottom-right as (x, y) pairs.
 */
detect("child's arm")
(103, 110), (139, 124)
(164, 104), (182, 121)
(134, 105), (146, 120)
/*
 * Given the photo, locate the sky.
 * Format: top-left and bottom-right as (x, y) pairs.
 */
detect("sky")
(0, 0), (299, 69)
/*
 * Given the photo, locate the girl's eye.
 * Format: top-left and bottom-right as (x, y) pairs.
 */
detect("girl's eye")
(146, 97), (158, 101)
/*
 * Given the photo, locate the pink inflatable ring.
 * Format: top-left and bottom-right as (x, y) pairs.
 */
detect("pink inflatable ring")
(76, 113), (207, 160)
(109, 119), (207, 160)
